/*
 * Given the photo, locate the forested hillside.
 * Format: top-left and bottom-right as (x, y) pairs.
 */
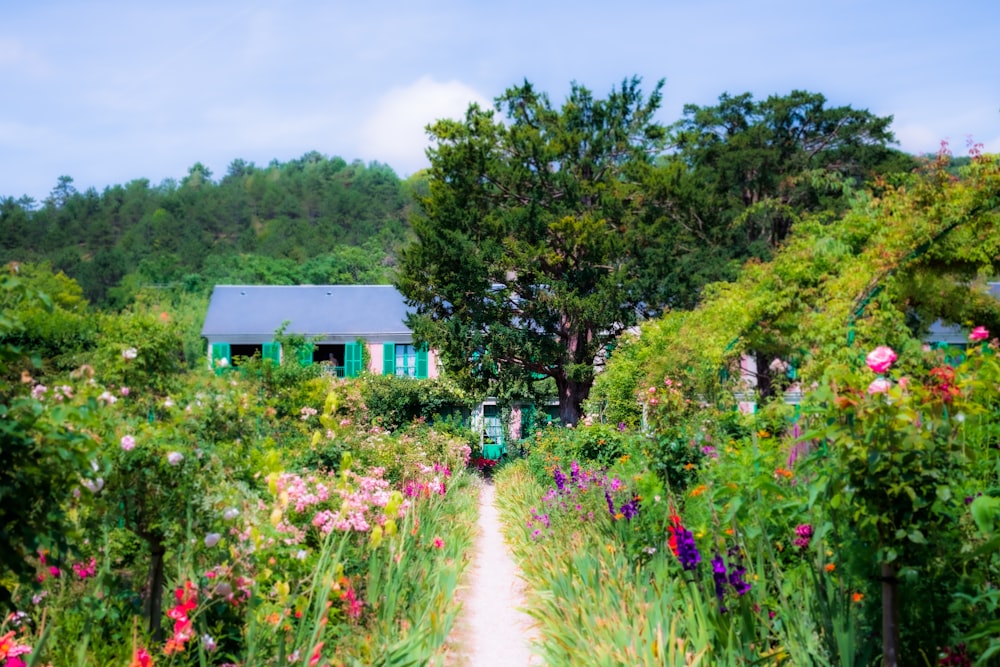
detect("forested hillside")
(0, 153), (416, 307)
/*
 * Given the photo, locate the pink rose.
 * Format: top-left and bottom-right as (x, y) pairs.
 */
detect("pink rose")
(866, 346), (897, 374)
(868, 378), (892, 395)
(969, 326), (989, 342)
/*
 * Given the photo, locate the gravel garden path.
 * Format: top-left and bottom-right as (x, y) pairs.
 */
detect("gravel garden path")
(437, 480), (543, 666)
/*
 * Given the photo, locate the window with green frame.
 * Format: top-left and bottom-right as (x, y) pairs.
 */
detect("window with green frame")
(382, 342), (428, 378)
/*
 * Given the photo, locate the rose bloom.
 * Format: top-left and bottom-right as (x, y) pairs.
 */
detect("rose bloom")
(866, 346), (897, 374)
(969, 326), (989, 342)
(868, 378), (892, 395)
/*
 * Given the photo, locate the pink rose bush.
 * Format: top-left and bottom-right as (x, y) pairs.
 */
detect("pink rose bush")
(865, 346), (897, 374)
(969, 326), (989, 342)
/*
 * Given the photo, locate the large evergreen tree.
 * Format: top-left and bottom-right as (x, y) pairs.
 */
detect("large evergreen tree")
(397, 77), (668, 425)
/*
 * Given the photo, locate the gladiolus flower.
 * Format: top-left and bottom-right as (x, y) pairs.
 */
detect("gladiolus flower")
(970, 326), (989, 342)
(866, 346), (897, 374)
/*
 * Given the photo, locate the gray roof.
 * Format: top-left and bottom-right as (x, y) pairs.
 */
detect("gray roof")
(201, 285), (413, 343)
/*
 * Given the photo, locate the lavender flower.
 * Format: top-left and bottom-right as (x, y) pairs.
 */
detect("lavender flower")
(604, 490), (616, 517)
(675, 526), (701, 571)
(711, 554), (728, 604)
(619, 497), (639, 520)
(553, 466), (567, 492)
(793, 523), (814, 550)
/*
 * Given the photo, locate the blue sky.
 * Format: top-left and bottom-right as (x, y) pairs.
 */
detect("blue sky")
(3, 0), (998, 201)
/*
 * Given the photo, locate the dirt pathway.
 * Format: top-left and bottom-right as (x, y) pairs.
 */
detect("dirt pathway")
(437, 480), (542, 666)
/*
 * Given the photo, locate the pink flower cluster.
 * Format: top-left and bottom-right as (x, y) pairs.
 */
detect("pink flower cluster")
(275, 470), (408, 536)
(0, 629), (32, 667)
(865, 346), (897, 374)
(72, 557), (97, 580)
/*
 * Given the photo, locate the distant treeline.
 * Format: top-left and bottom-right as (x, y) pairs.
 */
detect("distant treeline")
(0, 153), (417, 307)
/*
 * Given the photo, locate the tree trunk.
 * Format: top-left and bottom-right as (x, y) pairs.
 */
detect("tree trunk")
(145, 539), (167, 640)
(882, 562), (900, 667)
(555, 374), (591, 426)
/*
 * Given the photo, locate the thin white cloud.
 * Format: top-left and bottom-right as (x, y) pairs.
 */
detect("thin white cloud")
(358, 77), (490, 176)
(0, 37), (49, 76)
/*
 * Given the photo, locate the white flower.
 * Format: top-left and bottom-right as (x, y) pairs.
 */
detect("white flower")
(295, 550), (308, 560)
(82, 477), (104, 493)
(204, 533), (222, 548)
(202, 634), (217, 652)
(166, 451), (184, 465)
(97, 391), (117, 405)
(163, 397), (175, 408)
(120, 435), (136, 451)
(223, 508), (240, 521)
(122, 347), (138, 360)
(215, 357), (229, 368)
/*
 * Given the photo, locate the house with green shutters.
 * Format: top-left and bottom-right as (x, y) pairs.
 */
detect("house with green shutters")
(201, 285), (436, 378)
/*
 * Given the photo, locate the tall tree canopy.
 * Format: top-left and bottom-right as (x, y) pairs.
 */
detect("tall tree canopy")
(397, 77), (667, 425)
(633, 90), (915, 311)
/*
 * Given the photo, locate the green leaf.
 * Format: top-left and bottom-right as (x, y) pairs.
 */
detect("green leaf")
(971, 496), (1000, 536)
(907, 529), (926, 544)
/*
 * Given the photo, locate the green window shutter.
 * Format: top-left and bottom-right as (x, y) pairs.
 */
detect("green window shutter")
(262, 341), (280, 365)
(211, 342), (231, 375)
(383, 342), (395, 375)
(415, 344), (428, 379)
(297, 343), (313, 367)
(345, 342), (363, 377)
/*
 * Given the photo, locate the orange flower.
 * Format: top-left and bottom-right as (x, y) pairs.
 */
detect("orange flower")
(689, 484), (708, 498)
(683, 463), (697, 471)
(774, 467), (794, 479)
(852, 592), (864, 603)
(825, 563), (836, 573)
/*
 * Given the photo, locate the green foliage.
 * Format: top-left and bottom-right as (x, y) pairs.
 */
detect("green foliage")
(0, 272), (98, 604)
(602, 154), (1000, 415)
(0, 155), (411, 309)
(350, 373), (474, 432)
(398, 77), (669, 425)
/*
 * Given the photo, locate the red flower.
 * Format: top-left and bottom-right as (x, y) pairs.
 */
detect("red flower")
(667, 513), (683, 557)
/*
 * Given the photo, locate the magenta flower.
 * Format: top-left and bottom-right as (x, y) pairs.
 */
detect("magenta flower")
(865, 346), (897, 374)
(432, 536), (444, 549)
(120, 435), (136, 451)
(868, 378), (892, 395)
(969, 326), (989, 342)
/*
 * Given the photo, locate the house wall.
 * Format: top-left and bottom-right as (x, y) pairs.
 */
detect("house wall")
(365, 342), (439, 378)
